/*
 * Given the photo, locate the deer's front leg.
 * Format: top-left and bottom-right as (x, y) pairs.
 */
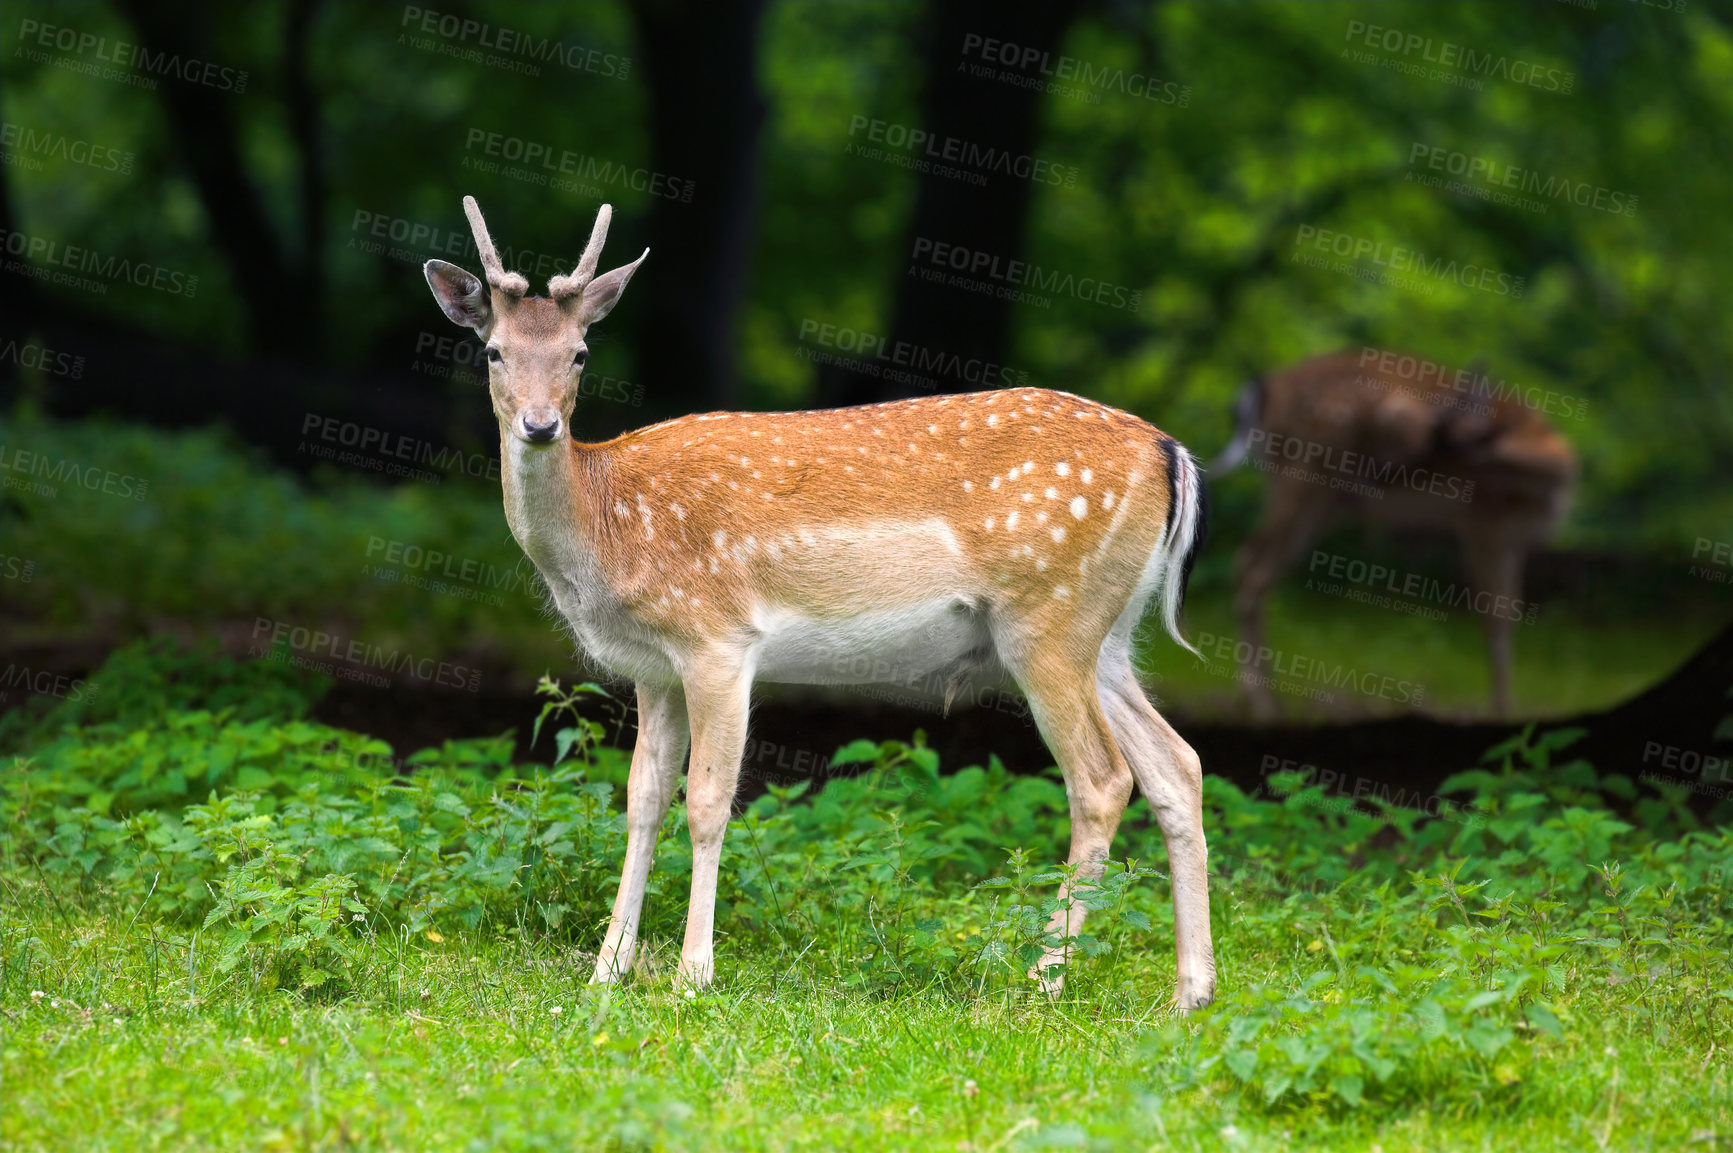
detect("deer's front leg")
(676, 652), (752, 990)
(592, 681), (689, 984)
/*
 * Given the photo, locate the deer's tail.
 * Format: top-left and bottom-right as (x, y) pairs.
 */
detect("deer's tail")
(1206, 377), (1265, 474)
(1158, 439), (1208, 657)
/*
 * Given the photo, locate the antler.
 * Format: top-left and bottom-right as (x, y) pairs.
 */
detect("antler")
(548, 204), (614, 300)
(462, 195), (528, 296)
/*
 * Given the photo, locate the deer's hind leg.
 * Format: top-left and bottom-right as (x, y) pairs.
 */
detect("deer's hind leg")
(993, 633), (1135, 997)
(1458, 519), (1528, 717)
(1097, 650), (1215, 1010)
(1233, 480), (1338, 720)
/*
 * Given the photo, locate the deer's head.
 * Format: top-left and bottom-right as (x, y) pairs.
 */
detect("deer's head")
(424, 197), (647, 446)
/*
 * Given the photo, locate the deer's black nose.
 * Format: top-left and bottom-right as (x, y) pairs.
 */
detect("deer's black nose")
(522, 414), (561, 443)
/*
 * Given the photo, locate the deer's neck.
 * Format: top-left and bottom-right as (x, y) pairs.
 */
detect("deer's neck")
(499, 429), (608, 600)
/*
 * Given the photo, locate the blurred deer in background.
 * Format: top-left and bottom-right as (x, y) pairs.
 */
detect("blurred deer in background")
(1211, 349), (1578, 719)
(423, 197), (1217, 1009)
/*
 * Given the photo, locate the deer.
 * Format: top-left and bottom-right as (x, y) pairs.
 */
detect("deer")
(421, 197), (1216, 1009)
(1210, 348), (1578, 720)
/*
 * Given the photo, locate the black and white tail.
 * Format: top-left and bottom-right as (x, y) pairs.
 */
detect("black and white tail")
(1158, 441), (1208, 657)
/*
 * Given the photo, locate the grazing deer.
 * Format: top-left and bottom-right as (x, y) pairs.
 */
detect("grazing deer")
(422, 197), (1215, 1009)
(1211, 349), (1577, 719)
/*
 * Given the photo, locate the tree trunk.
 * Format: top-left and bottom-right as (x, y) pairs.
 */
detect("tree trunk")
(110, 0), (320, 360)
(820, 0), (1086, 408)
(625, 0), (768, 421)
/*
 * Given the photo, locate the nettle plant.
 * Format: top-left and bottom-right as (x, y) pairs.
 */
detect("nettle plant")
(4, 643), (1730, 1114)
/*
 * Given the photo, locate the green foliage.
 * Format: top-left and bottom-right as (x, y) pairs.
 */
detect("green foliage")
(2, 645), (1730, 1136)
(0, 637), (331, 755)
(0, 410), (565, 671)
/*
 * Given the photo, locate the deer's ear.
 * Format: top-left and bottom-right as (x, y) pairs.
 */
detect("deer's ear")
(580, 248), (649, 326)
(424, 260), (493, 333)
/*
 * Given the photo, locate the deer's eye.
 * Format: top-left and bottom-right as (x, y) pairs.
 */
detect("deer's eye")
(485, 346), (502, 364)
(573, 348), (588, 368)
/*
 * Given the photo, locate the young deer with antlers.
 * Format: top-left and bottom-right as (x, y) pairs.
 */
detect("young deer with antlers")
(1213, 349), (1577, 719)
(423, 197), (1215, 1008)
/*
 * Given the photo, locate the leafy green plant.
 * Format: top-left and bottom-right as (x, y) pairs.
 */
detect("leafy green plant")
(2, 641), (1731, 1124)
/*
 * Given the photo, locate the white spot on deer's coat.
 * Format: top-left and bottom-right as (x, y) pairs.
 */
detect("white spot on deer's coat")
(1045, 487), (1057, 499)
(1055, 462), (1070, 476)
(1070, 496), (1088, 519)
(962, 480), (973, 492)
(1081, 468), (1093, 484)
(1103, 491), (1116, 509)
(1051, 527), (1065, 543)
(1006, 511), (1020, 530)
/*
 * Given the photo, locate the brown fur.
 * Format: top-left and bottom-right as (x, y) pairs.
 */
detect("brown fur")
(1226, 349), (1578, 717)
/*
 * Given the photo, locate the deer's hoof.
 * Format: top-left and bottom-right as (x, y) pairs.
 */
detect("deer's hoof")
(1174, 981), (1216, 1014)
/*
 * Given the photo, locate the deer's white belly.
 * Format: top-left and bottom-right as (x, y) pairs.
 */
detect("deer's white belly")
(750, 598), (994, 687)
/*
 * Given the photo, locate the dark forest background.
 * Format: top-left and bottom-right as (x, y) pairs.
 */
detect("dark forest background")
(2, 0), (1730, 776)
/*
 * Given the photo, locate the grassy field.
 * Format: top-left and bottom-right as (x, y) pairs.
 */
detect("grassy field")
(5, 909), (1729, 1152)
(3, 647), (1731, 1151)
(1149, 583), (1727, 722)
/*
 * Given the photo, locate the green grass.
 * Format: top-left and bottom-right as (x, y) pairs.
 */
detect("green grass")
(5, 914), (1729, 1153)
(3, 646), (1732, 1151)
(1143, 583), (1725, 722)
